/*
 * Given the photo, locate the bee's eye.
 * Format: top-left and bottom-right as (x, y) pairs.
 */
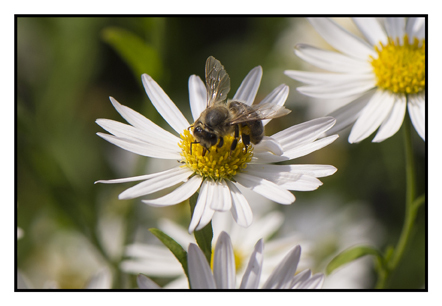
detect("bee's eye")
(195, 126), (202, 133)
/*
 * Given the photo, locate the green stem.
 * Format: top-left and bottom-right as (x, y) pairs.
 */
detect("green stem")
(376, 113), (422, 288)
(390, 114), (417, 269)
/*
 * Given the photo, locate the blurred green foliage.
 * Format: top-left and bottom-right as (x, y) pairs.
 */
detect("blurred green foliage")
(17, 16), (425, 289)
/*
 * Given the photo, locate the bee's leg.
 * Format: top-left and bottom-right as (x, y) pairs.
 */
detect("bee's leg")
(242, 133), (250, 152)
(216, 136), (224, 152)
(190, 141), (201, 155)
(230, 125), (240, 153)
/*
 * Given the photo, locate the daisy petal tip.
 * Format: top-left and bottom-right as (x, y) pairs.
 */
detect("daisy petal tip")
(294, 43), (304, 50)
(325, 116), (337, 126)
(118, 193), (128, 200)
(187, 224), (196, 234)
(141, 73), (152, 81)
(109, 96), (120, 106)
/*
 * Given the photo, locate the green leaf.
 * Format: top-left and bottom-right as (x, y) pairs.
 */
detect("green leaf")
(102, 27), (163, 80)
(149, 228), (189, 280)
(326, 246), (384, 275)
(189, 193), (213, 264)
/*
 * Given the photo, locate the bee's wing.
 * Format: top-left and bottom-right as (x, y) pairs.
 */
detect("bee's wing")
(228, 102), (291, 125)
(205, 56), (230, 107)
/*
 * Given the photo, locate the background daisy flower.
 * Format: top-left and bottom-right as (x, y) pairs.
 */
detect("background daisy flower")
(285, 17), (425, 143)
(137, 231), (324, 289)
(120, 208), (312, 288)
(96, 59), (337, 232)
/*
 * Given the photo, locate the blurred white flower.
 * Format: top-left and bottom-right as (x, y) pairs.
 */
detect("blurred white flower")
(137, 232), (323, 289)
(17, 268), (112, 290)
(121, 209), (312, 288)
(286, 17), (425, 142)
(18, 230), (109, 289)
(280, 200), (384, 289)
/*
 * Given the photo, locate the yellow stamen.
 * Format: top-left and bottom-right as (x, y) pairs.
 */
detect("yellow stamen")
(370, 34), (425, 94)
(178, 130), (253, 181)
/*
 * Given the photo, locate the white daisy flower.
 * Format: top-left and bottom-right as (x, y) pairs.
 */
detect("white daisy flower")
(120, 209), (312, 288)
(137, 231), (323, 289)
(285, 17), (425, 142)
(96, 57), (338, 232)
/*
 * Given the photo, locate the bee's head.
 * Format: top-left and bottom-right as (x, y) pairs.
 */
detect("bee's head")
(192, 125), (218, 148)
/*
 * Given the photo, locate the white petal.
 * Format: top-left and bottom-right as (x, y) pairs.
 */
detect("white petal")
(244, 164), (301, 185)
(296, 273), (324, 289)
(85, 269), (112, 289)
(188, 244), (216, 289)
(285, 70), (369, 86)
(248, 164), (336, 178)
(251, 152), (289, 164)
(213, 232), (236, 289)
(95, 168), (178, 184)
(141, 74), (190, 134)
(296, 75), (376, 99)
(124, 243), (172, 258)
(308, 18), (376, 60)
(294, 44), (373, 74)
(288, 164), (337, 177)
(158, 219), (195, 247)
(235, 173), (295, 205)
(253, 136), (284, 155)
(385, 17), (406, 44)
(278, 175), (323, 191)
(282, 135), (339, 160)
(121, 260), (181, 276)
(325, 90), (375, 136)
(245, 164), (325, 191)
(96, 132), (181, 160)
(96, 119), (179, 151)
(142, 175), (202, 207)
(118, 167), (193, 200)
(258, 84), (289, 126)
(352, 17), (388, 47)
(272, 116), (336, 149)
(262, 245), (301, 289)
(232, 66), (262, 106)
(189, 75), (207, 122)
(244, 211), (284, 245)
(194, 180), (217, 231)
(372, 93), (406, 142)
(109, 97), (179, 145)
(137, 274), (161, 289)
(240, 239), (263, 289)
(408, 93), (426, 140)
(406, 17), (425, 40)
(289, 269), (311, 288)
(348, 89), (395, 143)
(226, 181), (253, 227)
(195, 204), (215, 232)
(188, 179), (209, 233)
(210, 180), (232, 211)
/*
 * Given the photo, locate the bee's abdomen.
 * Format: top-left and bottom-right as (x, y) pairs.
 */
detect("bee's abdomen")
(245, 120), (264, 144)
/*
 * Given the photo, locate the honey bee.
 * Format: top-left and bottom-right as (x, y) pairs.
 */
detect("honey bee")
(190, 56), (291, 155)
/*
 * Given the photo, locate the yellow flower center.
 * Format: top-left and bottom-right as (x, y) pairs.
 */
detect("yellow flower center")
(178, 129), (253, 181)
(370, 34), (425, 94)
